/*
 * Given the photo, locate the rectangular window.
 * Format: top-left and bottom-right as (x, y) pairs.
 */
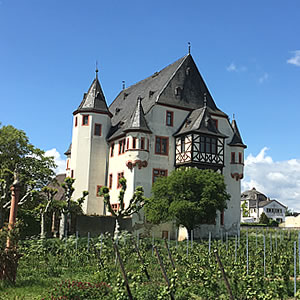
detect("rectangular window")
(96, 185), (102, 197)
(75, 117), (78, 127)
(111, 203), (120, 213)
(82, 115), (89, 126)
(66, 159), (70, 170)
(231, 152), (235, 163)
(132, 137), (137, 149)
(238, 152), (242, 164)
(147, 139), (149, 151)
(71, 170), (74, 178)
(118, 139), (125, 154)
(166, 111), (174, 126)
(200, 136), (217, 154)
(117, 172), (124, 188)
(126, 138), (129, 150)
(180, 136), (185, 153)
(153, 168), (168, 183)
(141, 137), (145, 150)
(155, 136), (169, 155)
(110, 143), (114, 157)
(94, 123), (102, 136)
(109, 174), (113, 189)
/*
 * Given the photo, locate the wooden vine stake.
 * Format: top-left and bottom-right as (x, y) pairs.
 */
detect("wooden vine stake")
(132, 238), (150, 280)
(113, 242), (133, 300)
(214, 250), (234, 300)
(164, 238), (176, 270)
(154, 246), (175, 300)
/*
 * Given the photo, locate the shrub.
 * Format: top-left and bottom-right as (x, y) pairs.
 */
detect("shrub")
(47, 280), (111, 299)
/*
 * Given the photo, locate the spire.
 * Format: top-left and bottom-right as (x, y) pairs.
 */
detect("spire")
(229, 119), (247, 148)
(73, 70), (111, 116)
(124, 96), (152, 133)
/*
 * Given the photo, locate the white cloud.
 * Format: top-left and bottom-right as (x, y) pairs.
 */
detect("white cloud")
(45, 148), (66, 174)
(287, 50), (300, 67)
(242, 147), (300, 211)
(226, 62), (247, 73)
(258, 72), (269, 83)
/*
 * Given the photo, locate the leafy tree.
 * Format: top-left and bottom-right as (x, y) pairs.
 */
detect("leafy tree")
(241, 201), (250, 217)
(144, 168), (230, 238)
(259, 212), (269, 224)
(100, 177), (145, 238)
(0, 124), (56, 227)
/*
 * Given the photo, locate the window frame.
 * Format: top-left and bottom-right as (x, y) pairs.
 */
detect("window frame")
(94, 123), (102, 136)
(141, 137), (145, 150)
(110, 143), (114, 157)
(132, 137), (137, 149)
(109, 174), (113, 189)
(117, 172), (124, 189)
(166, 111), (174, 127)
(82, 115), (89, 126)
(96, 185), (102, 197)
(118, 139), (126, 155)
(155, 136), (169, 156)
(75, 116), (78, 127)
(231, 152), (235, 164)
(152, 168), (168, 183)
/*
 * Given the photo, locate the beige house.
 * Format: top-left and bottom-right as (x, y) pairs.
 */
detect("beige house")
(241, 187), (286, 223)
(65, 53), (246, 238)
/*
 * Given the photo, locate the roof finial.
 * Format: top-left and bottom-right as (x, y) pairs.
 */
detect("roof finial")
(188, 42), (191, 54)
(122, 80), (125, 90)
(203, 92), (207, 107)
(95, 61), (98, 79)
(233, 113), (235, 120)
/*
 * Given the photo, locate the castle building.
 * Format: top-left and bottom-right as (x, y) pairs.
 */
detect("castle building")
(65, 53), (246, 237)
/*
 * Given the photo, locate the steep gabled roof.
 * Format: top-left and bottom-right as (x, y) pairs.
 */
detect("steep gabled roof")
(259, 199), (287, 209)
(107, 54), (227, 140)
(174, 105), (227, 138)
(73, 75), (110, 116)
(229, 119), (247, 148)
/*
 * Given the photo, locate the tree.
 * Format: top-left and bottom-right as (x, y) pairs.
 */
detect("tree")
(259, 212), (269, 224)
(0, 124), (56, 227)
(100, 177), (145, 238)
(61, 177), (88, 237)
(144, 168), (230, 238)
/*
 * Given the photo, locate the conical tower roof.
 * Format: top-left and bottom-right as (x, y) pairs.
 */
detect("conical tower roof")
(73, 72), (111, 116)
(229, 119), (247, 148)
(124, 97), (152, 133)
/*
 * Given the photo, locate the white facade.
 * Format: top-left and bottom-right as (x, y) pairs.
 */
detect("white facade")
(66, 54), (246, 237)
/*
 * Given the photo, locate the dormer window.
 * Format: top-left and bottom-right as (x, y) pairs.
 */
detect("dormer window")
(175, 87), (182, 96)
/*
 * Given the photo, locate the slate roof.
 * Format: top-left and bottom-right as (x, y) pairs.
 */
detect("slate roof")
(73, 75), (110, 116)
(241, 187), (267, 202)
(174, 105), (227, 138)
(107, 54), (227, 140)
(259, 199), (287, 208)
(229, 119), (247, 148)
(64, 143), (71, 156)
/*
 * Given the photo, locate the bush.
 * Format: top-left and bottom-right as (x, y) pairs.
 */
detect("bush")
(47, 280), (111, 299)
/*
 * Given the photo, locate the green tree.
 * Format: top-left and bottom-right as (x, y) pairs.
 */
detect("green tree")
(0, 124), (56, 227)
(101, 177), (145, 238)
(144, 168), (230, 238)
(259, 212), (269, 224)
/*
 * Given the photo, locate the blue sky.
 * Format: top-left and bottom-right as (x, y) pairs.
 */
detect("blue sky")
(1, 0), (300, 209)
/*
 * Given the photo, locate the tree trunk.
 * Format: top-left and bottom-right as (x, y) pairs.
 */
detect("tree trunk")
(40, 212), (46, 239)
(114, 217), (120, 240)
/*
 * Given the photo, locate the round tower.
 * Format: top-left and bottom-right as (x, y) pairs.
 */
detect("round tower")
(68, 69), (112, 215)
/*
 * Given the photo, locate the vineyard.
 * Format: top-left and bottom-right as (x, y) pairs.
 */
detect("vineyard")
(1, 228), (300, 299)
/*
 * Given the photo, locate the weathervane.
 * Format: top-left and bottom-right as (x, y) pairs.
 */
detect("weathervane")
(203, 92), (207, 107)
(95, 61), (99, 79)
(122, 80), (125, 90)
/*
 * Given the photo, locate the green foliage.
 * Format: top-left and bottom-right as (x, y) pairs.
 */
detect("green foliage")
(145, 168), (230, 233)
(241, 201), (249, 217)
(259, 212), (270, 225)
(101, 177), (145, 219)
(0, 124), (56, 229)
(47, 280), (111, 299)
